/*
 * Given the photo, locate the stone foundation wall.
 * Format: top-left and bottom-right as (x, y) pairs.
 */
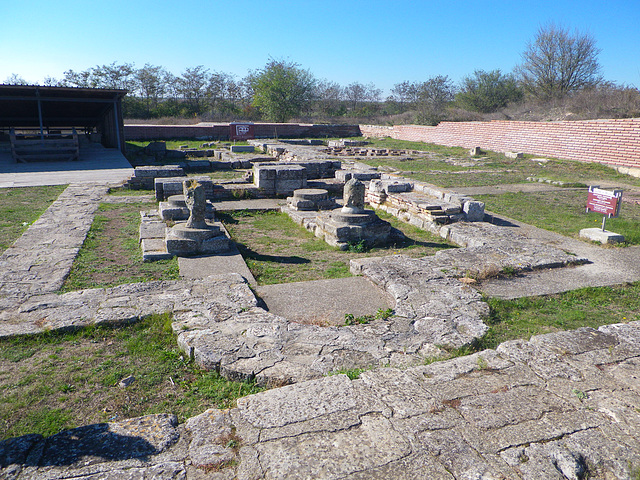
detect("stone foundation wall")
(124, 165), (185, 190)
(366, 178), (485, 227)
(253, 163), (307, 195)
(360, 118), (640, 171)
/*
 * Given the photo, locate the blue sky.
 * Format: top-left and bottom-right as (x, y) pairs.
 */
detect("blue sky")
(1, 0), (638, 94)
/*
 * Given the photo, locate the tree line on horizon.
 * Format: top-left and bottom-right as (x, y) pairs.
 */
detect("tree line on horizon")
(4, 23), (640, 124)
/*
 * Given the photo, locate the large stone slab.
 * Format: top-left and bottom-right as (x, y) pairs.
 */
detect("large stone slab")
(8, 322), (640, 478)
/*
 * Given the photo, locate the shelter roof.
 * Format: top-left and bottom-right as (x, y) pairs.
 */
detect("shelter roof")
(0, 84), (127, 128)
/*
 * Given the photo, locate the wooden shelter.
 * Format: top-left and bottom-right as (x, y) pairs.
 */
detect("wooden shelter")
(0, 85), (127, 160)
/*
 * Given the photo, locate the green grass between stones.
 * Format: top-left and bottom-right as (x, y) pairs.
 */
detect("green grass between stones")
(478, 283), (640, 350)
(476, 190), (640, 245)
(61, 202), (180, 291)
(3, 140), (640, 441)
(0, 312), (264, 440)
(0, 185), (67, 253)
(219, 209), (455, 285)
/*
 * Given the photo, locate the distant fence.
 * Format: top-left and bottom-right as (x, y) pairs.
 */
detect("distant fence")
(124, 123), (361, 141)
(360, 118), (640, 173)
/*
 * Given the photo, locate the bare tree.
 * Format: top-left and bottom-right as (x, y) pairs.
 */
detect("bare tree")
(412, 76), (455, 124)
(344, 82), (381, 112)
(135, 64), (170, 113)
(176, 66), (210, 112)
(43, 76), (58, 86)
(315, 80), (344, 115)
(390, 81), (420, 110)
(4, 73), (28, 85)
(517, 23), (603, 99)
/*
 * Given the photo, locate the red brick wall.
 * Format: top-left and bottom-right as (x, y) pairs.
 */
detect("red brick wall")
(360, 119), (640, 170)
(124, 123), (361, 141)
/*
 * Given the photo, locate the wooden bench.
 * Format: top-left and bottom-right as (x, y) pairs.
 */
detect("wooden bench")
(10, 128), (80, 163)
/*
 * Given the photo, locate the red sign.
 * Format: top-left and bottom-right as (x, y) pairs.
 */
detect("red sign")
(230, 123), (254, 140)
(586, 186), (622, 217)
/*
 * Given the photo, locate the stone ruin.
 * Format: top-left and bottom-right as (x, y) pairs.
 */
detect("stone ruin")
(165, 180), (229, 256)
(312, 178), (397, 250)
(286, 188), (336, 211)
(252, 163), (307, 195)
(6, 142), (640, 478)
(140, 180), (229, 260)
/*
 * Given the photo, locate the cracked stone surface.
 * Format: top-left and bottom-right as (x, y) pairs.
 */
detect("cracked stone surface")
(4, 322), (640, 478)
(2, 181), (639, 478)
(0, 183), (108, 303)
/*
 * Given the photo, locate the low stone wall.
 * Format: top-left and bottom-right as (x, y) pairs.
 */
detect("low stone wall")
(253, 163), (308, 195)
(125, 165), (185, 190)
(366, 178), (485, 226)
(124, 123), (361, 141)
(360, 118), (640, 172)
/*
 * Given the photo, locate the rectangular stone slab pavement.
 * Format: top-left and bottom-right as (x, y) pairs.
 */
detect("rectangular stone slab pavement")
(477, 211), (640, 299)
(256, 276), (394, 325)
(5, 322), (640, 479)
(178, 243), (257, 286)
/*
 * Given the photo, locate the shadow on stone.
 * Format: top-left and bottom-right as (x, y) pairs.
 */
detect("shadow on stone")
(484, 213), (520, 227)
(235, 244), (311, 265)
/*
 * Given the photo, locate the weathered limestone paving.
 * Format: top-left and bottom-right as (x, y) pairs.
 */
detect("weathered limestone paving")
(2, 166), (640, 478)
(4, 323), (640, 478)
(0, 183), (108, 303)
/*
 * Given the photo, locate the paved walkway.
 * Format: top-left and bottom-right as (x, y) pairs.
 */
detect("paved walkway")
(2, 166), (640, 477)
(256, 276), (393, 325)
(0, 143), (134, 187)
(479, 211), (640, 298)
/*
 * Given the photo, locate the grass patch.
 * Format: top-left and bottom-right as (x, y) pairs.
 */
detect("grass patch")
(476, 191), (640, 244)
(338, 136), (469, 156)
(420, 282), (640, 365)
(127, 140), (250, 150)
(347, 137), (640, 189)
(107, 186), (155, 196)
(0, 312), (264, 440)
(194, 170), (247, 182)
(61, 202), (179, 291)
(0, 185), (67, 253)
(219, 210), (455, 285)
(478, 283), (640, 350)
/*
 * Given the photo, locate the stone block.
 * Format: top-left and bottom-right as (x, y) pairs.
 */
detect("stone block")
(201, 236), (230, 253)
(253, 164), (307, 195)
(442, 203), (462, 215)
(409, 215), (425, 229)
(419, 185), (445, 200)
(144, 141), (166, 154)
(181, 160), (211, 172)
(155, 177), (215, 201)
(384, 181), (412, 193)
(505, 151), (524, 159)
(230, 145), (255, 153)
(579, 228), (625, 244)
(463, 201), (486, 222)
(335, 170), (381, 182)
(166, 150), (187, 159)
(166, 237), (198, 255)
(139, 221), (166, 240)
